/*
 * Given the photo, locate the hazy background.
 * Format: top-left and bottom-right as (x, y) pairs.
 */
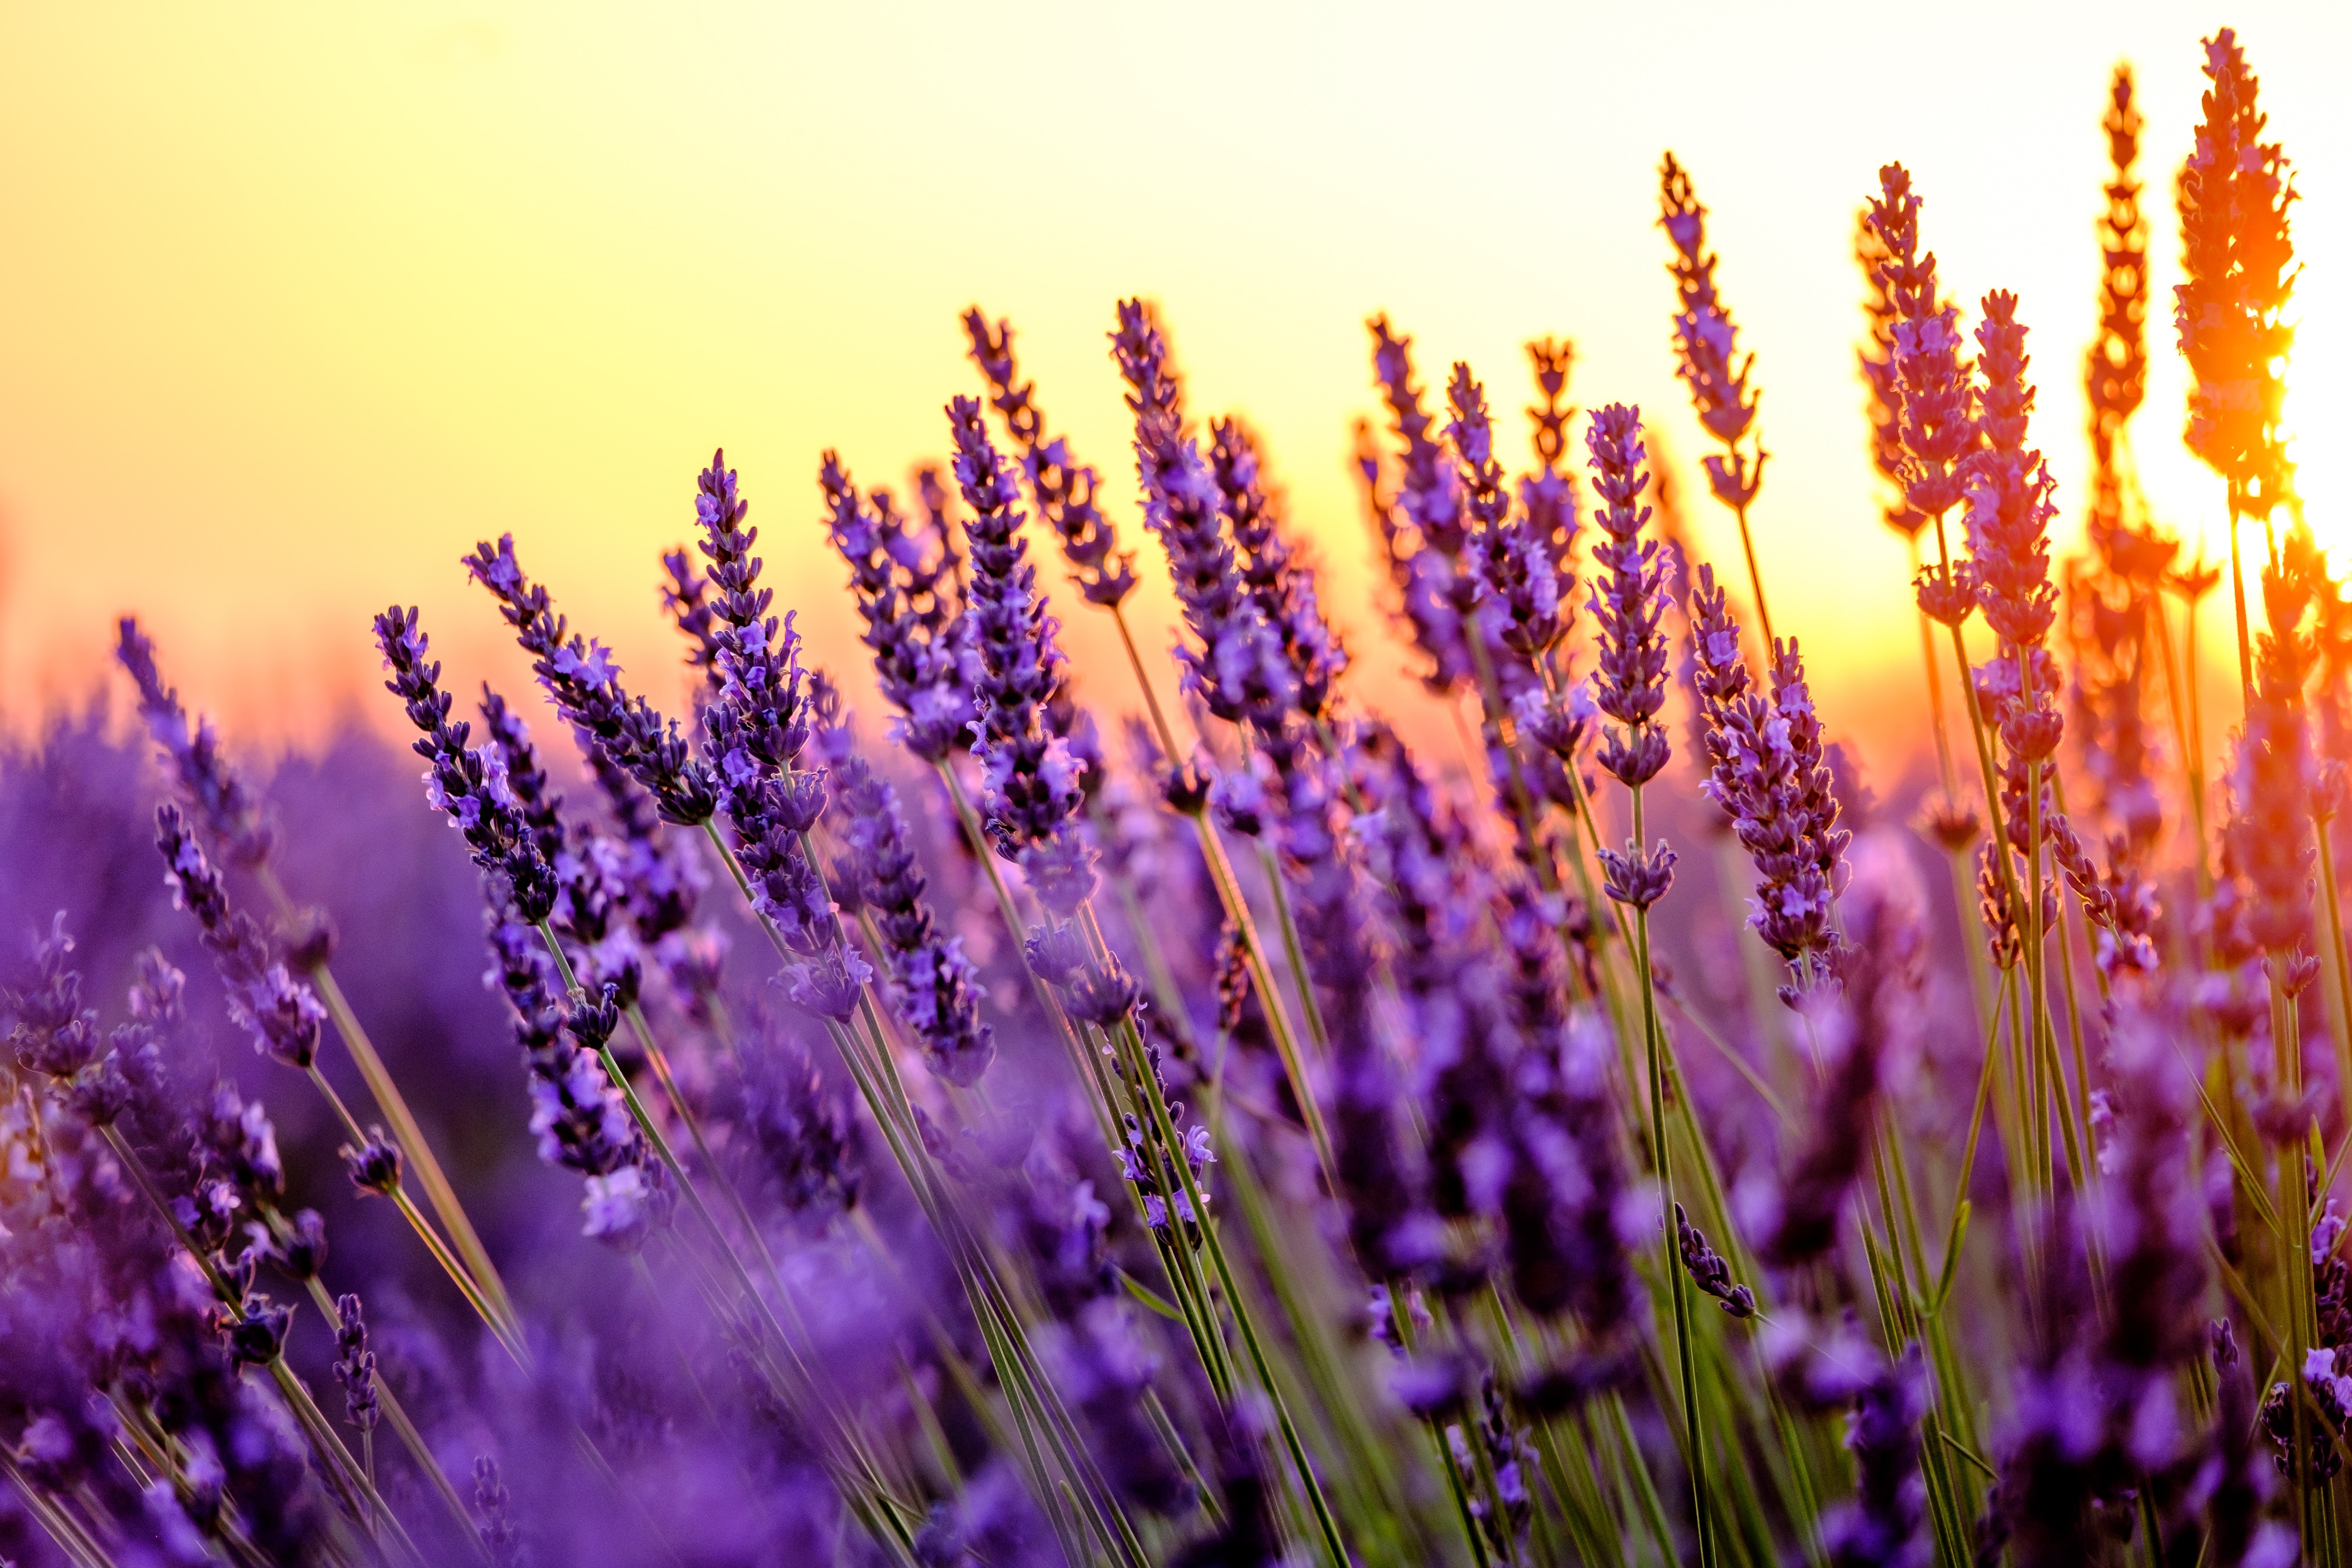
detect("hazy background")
(1, 1), (2344, 778)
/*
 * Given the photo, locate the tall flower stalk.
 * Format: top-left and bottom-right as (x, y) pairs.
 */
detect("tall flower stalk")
(2176, 27), (2298, 704)
(1583, 401), (1713, 1567)
(1660, 152), (1774, 648)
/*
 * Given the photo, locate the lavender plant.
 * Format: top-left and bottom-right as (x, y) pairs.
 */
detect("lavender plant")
(9, 27), (2348, 1568)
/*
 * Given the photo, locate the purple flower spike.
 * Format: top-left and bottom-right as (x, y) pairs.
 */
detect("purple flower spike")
(1659, 153), (1766, 512)
(155, 805), (327, 1068)
(677, 453), (877, 1017)
(1208, 416), (1348, 717)
(1962, 291), (2059, 651)
(965, 309), (1139, 608)
(949, 394), (1097, 915)
(1366, 316), (1473, 691)
(822, 453), (974, 763)
(115, 618), (276, 868)
(1688, 566), (1852, 1000)
(831, 754), (995, 1086)
(464, 534), (719, 826)
(1446, 363), (1563, 663)
(374, 606), (559, 922)
(1584, 404), (1673, 788)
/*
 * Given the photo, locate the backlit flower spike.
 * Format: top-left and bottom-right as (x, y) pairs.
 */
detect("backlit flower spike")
(681, 451), (872, 1016)
(1864, 163), (1981, 626)
(831, 752), (994, 1086)
(965, 308), (1139, 608)
(2176, 27), (2298, 524)
(1658, 152), (1765, 512)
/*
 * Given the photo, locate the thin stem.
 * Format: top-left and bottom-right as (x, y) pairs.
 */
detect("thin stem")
(1626, 783), (1715, 1568)
(260, 867), (519, 1333)
(1732, 498), (1775, 654)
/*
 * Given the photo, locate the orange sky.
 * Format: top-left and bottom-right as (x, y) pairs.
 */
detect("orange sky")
(1, 3), (2345, 783)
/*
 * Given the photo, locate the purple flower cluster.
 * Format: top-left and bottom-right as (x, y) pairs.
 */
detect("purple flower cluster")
(1584, 404), (1677, 907)
(1208, 414), (1347, 718)
(1688, 564), (1852, 998)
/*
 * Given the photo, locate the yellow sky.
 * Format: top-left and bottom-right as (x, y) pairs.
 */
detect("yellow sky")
(1, 2), (2344, 776)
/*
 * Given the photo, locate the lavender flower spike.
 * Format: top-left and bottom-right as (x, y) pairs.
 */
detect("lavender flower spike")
(821, 452), (973, 762)
(832, 753), (995, 1086)
(115, 617), (275, 868)
(154, 805), (326, 1068)
(1585, 403), (1676, 907)
(1688, 564), (1852, 1001)
(2176, 28), (2297, 525)
(1658, 153), (1765, 513)
(1447, 363), (1563, 661)
(948, 393), (1097, 917)
(965, 308), (1139, 607)
(463, 533), (718, 826)
(373, 606), (559, 923)
(1368, 315), (1472, 691)
(689, 449), (873, 1018)
(1111, 300), (1297, 738)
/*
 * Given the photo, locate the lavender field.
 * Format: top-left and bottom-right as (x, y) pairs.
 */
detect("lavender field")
(0, 26), (2335, 1568)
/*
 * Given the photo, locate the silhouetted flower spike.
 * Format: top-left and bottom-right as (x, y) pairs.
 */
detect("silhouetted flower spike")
(1518, 336), (1583, 592)
(333, 1294), (379, 1433)
(2086, 65), (2151, 541)
(1659, 152), (1765, 511)
(2177, 27), (2297, 522)
(115, 617), (276, 867)
(659, 546), (727, 694)
(966, 307), (1139, 608)
(463, 533), (720, 825)
(1675, 1202), (1755, 1319)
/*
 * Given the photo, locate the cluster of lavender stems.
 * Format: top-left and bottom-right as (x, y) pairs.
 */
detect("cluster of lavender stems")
(14, 26), (2352, 1568)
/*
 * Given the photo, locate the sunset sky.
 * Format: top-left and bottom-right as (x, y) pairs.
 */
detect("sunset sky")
(1, 2), (2345, 781)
